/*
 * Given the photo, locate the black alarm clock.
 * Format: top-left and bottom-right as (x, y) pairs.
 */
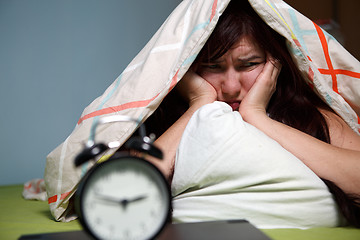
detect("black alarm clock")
(74, 115), (171, 240)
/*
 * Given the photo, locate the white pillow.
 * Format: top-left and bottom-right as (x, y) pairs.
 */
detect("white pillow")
(171, 101), (343, 229)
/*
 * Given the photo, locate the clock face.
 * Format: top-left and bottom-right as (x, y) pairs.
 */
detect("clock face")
(77, 157), (171, 240)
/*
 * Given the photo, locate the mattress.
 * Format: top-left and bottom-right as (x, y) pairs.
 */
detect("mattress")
(2, 184), (360, 240)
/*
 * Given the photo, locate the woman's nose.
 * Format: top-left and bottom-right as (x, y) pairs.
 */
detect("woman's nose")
(221, 69), (241, 98)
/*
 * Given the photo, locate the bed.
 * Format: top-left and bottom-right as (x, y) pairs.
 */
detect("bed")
(1, 184), (360, 240)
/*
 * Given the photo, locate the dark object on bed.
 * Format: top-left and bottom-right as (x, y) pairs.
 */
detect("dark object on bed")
(18, 220), (271, 240)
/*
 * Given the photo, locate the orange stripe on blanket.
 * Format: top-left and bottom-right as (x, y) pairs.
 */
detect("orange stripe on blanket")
(314, 22), (339, 94)
(24, 182), (32, 190)
(24, 179), (44, 194)
(48, 195), (57, 204)
(308, 67), (314, 89)
(48, 191), (71, 204)
(77, 94), (160, 124)
(293, 39), (301, 47)
(210, 0), (218, 21)
(319, 68), (360, 79)
(168, 70), (179, 93)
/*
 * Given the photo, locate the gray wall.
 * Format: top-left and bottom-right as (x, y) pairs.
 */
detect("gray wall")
(0, 0), (181, 185)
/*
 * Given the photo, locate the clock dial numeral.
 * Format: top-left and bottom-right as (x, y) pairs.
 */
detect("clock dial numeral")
(109, 225), (115, 233)
(123, 229), (131, 238)
(150, 209), (157, 218)
(140, 222), (147, 231)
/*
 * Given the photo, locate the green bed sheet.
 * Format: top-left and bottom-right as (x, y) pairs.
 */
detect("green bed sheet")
(1, 184), (359, 240)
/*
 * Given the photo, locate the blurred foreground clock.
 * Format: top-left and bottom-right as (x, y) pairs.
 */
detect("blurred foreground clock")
(74, 115), (171, 240)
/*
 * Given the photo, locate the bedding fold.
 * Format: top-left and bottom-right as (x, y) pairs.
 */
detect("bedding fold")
(172, 102), (344, 229)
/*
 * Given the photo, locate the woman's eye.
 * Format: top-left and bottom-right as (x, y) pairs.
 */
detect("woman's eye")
(204, 64), (220, 69)
(243, 62), (258, 67)
(200, 63), (222, 71)
(238, 62), (263, 70)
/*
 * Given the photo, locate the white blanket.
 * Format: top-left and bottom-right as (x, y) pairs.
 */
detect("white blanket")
(44, 0), (360, 222)
(172, 101), (344, 229)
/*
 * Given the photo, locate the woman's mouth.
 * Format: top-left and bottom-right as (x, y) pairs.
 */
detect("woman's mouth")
(225, 101), (240, 111)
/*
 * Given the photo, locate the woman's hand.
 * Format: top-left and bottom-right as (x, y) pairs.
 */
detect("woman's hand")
(151, 70), (216, 181)
(239, 54), (281, 121)
(176, 70), (217, 107)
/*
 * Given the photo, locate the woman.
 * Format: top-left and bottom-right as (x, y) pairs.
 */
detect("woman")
(145, 0), (360, 226)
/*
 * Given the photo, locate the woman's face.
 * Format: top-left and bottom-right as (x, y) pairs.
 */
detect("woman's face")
(197, 35), (266, 111)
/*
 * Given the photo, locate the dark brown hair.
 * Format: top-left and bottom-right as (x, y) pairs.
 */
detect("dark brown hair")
(146, 0), (360, 226)
(194, 0), (333, 141)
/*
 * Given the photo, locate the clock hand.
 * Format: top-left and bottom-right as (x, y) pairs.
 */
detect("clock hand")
(129, 195), (148, 203)
(120, 195), (148, 209)
(95, 193), (148, 209)
(96, 194), (122, 204)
